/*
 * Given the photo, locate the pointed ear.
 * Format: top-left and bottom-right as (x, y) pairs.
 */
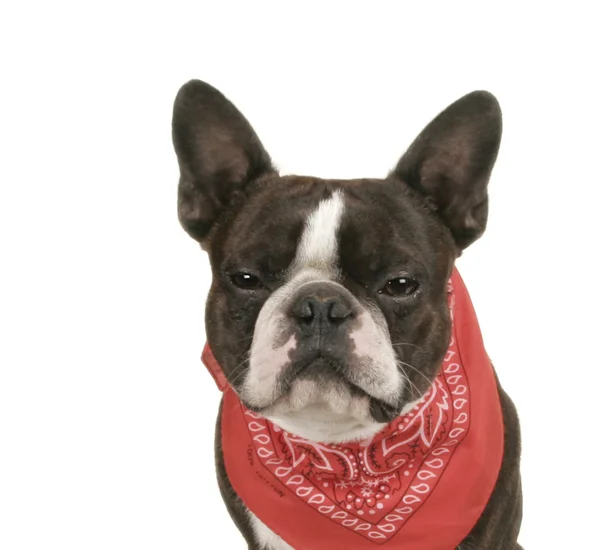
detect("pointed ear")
(172, 80), (275, 243)
(393, 91), (502, 250)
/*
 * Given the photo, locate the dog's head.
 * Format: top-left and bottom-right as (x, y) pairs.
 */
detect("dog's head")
(173, 81), (501, 443)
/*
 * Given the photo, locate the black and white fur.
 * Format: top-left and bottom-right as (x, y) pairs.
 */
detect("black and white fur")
(172, 80), (523, 549)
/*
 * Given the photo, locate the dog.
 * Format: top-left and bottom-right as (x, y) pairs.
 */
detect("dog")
(172, 80), (523, 550)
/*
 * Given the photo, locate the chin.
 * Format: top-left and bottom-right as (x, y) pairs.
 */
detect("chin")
(260, 378), (389, 443)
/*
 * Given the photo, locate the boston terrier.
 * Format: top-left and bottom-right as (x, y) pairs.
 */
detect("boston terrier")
(172, 80), (523, 550)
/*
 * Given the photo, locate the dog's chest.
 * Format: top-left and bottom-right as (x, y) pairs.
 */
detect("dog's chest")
(249, 511), (294, 550)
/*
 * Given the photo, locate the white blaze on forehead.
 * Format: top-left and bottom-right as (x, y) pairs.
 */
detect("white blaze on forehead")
(294, 190), (345, 272)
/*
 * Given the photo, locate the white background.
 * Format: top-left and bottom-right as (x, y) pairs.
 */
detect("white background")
(1, 2), (598, 549)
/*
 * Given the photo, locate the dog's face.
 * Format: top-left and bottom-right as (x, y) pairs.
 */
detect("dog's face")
(173, 81), (501, 442)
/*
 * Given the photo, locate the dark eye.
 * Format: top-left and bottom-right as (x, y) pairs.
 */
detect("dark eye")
(380, 277), (420, 297)
(231, 272), (263, 290)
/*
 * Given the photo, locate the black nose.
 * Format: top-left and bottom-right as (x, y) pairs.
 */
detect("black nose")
(292, 292), (353, 326)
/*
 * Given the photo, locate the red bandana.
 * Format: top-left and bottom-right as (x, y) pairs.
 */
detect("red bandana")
(202, 268), (504, 549)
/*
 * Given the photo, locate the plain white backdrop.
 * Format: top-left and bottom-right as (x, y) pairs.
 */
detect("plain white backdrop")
(1, 2), (598, 549)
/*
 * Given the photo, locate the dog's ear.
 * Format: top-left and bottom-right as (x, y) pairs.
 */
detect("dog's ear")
(393, 91), (502, 250)
(172, 80), (275, 243)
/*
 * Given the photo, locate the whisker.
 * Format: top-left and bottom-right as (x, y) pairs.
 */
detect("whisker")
(396, 362), (425, 401)
(222, 355), (251, 393)
(397, 359), (433, 386)
(390, 342), (422, 349)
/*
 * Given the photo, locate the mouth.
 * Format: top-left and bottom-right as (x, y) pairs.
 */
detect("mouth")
(368, 398), (402, 423)
(267, 354), (402, 423)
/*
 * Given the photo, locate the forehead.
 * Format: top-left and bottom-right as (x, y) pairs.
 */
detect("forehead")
(217, 175), (442, 274)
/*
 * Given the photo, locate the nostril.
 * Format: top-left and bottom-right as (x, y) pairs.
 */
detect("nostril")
(292, 293), (354, 326)
(329, 300), (352, 321)
(293, 297), (315, 322)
